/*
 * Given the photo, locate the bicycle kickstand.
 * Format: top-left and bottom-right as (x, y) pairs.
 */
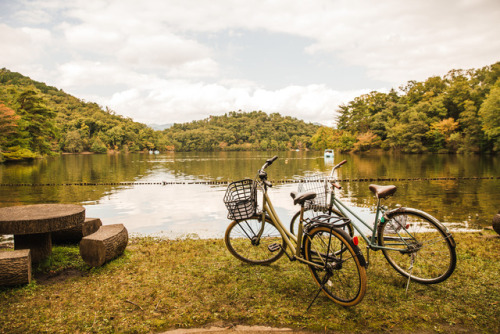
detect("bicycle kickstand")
(306, 272), (331, 312)
(405, 254), (415, 295)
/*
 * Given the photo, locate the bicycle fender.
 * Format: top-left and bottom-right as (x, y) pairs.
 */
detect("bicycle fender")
(306, 223), (367, 268)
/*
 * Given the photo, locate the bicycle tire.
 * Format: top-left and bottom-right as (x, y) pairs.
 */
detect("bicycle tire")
(224, 216), (286, 265)
(378, 208), (456, 284)
(290, 207), (354, 237)
(303, 225), (367, 306)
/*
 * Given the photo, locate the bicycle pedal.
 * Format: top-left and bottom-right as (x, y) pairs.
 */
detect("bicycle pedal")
(268, 243), (281, 252)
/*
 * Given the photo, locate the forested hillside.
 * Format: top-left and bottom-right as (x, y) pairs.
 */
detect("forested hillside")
(1, 61), (499, 162)
(0, 69), (319, 161)
(162, 111), (319, 151)
(311, 62), (500, 153)
(0, 69), (160, 161)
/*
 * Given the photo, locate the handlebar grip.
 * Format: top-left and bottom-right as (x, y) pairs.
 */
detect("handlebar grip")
(266, 156), (278, 165)
(334, 160), (347, 169)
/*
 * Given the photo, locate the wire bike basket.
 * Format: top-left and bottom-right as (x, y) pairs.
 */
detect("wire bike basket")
(224, 179), (257, 220)
(298, 174), (330, 211)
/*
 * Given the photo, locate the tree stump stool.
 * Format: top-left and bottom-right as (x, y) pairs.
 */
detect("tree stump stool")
(52, 218), (103, 244)
(79, 224), (128, 267)
(492, 211), (500, 235)
(0, 249), (31, 286)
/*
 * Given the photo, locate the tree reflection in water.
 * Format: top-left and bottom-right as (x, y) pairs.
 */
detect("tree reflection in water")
(0, 151), (497, 236)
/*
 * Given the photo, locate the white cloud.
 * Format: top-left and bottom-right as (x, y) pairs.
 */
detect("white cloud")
(56, 61), (135, 88)
(2, 0), (499, 127)
(117, 34), (213, 69)
(64, 24), (124, 53)
(0, 24), (52, 68)
(101, 80), (368, 126)
(166, 59), (219, 79)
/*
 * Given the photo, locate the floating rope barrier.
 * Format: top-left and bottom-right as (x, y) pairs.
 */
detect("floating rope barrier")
(0, 176), (498, 187)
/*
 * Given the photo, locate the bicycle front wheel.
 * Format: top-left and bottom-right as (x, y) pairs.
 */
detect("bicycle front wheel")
(378, 208), (456, 284)
(303, 226), (367, 306)
(224, 216), (286, 265)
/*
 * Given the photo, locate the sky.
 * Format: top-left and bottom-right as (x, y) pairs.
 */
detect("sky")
(0, 0), (499, 127)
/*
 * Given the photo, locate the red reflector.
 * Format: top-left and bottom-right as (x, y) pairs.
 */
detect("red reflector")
(353, 236), (359, 246)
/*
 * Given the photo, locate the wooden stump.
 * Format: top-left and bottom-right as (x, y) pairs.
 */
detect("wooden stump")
(492, 212), (500, 235)
(79, 224), (128, 267)
(14, 233), (51, 264)
(0, 249), (31, 286)
(52, 218), (103, 244)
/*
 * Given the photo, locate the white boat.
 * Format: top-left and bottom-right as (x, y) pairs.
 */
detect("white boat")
(324, 149), (334, 158)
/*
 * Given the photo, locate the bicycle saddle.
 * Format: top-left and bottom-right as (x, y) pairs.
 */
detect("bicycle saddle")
(369, 184), (397, 199)
(290, 191), (317, 206)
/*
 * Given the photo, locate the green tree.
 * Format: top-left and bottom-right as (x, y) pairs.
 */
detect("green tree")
(16, 88), (57, 155)
(0, 102), (20, 147)
(90, 137), (108, 153)
(310, 126), (335, 150)
(479, 82), (500, 151)
(62, 130), (84, 153)
(353, 131), (381, 152)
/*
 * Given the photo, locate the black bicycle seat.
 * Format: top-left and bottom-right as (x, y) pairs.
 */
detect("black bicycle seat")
(290, 191), (317, 206)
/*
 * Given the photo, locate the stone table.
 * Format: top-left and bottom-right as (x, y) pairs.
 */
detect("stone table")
(0, 204), (85, 263)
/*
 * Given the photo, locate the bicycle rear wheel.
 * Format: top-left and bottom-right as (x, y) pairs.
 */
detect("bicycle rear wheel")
(303, 225), (367, 306)
(378, 208), (456, 284)
(224, 216), (286, 264)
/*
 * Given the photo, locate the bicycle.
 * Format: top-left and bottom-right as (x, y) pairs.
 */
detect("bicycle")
(223, 156), (367, 307)
(289, 160), (457, 287)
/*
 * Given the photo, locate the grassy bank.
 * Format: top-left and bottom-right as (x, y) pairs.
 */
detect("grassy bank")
(1, 232), (499, 333)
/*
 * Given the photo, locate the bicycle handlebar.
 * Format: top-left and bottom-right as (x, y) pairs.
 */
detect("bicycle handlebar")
(258, 156), (278, 188)
(265, 155), (278, 167)
(329, 159), (347, 177)
(259, 155), (278, 173)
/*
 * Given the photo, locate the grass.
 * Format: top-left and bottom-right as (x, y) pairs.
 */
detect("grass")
(0, 231), (499, 333)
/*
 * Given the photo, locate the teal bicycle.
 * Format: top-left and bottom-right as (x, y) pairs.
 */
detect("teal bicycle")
(290, 160), (457, 286)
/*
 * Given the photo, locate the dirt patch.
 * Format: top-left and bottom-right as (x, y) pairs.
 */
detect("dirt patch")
(34, 268), (87, 285)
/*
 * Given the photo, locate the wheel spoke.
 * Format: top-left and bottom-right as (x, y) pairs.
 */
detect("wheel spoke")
(379, 210), (456, 284)
(304, 226), (366, 306)
(225, 217), (286, 265)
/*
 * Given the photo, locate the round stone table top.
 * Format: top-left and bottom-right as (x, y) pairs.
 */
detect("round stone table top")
(0, 204), (85, 235)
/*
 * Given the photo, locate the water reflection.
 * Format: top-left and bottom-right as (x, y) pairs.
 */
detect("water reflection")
(0, 151), (498, 237)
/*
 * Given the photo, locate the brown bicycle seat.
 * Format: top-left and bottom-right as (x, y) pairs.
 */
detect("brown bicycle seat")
(290, 191), (317, 206)
(368, 184), (397, 199)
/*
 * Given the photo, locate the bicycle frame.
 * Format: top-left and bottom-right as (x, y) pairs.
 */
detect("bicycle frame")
(257, 181), (328, 268)
(328, 181), (419, 252)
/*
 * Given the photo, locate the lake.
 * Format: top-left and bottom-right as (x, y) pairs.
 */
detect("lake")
(0, 151), (498, 238)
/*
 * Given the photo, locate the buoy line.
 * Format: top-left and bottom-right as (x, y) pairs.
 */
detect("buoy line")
(0, 176), (498, 187)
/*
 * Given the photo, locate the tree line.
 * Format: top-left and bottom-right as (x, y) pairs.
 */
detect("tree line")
(0, 69), (319, 162)
(311, 62), (500, 153)
(1, 61), (499, 162)
(161, 111), (319, 151)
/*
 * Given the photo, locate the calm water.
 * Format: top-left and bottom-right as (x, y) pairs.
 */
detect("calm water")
(0, 151), (498, 238)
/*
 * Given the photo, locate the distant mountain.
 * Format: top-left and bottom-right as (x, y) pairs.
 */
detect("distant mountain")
(148, 123), (173, 131)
